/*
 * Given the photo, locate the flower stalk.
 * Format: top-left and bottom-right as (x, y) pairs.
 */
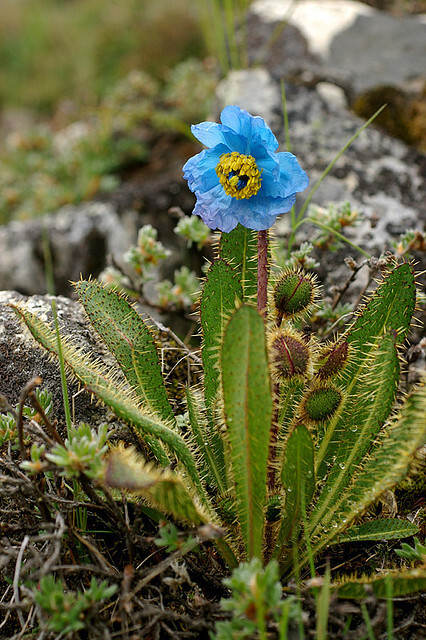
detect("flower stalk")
(257, 229), (269, 318)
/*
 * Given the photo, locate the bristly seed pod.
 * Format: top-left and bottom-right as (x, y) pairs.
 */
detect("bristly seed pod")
(268, 328), (311, 381)
(317, 340), (349, 379)
(302, 383), (342, 423)
(273, 268), (318, 325)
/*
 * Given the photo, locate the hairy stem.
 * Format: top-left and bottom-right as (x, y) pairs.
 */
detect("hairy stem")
(257, 230), (269, 317)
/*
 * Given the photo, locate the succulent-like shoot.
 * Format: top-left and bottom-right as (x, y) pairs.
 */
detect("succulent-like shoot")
(221, 304), (273, 560)
(268, 327), (312, 382)
(301, 383), (343, 424)
(316, 339), (349, 379)
(273, 268), (318, 325)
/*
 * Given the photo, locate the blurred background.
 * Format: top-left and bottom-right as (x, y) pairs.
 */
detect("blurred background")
(0, 0), (424, 226)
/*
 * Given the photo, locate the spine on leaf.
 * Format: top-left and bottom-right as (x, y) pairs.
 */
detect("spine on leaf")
(219, 224), (258, 301)
(200, 259), (243, 411)
(10, 302), (209, 498)
(74, 279), (175, 425)
(221, 304), (273, 559)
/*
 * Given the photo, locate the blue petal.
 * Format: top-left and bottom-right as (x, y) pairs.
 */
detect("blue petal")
(191, 121), (245, 153)
(277, 152), (309, 196)
(183, 146), (226, 193)
(221, 105), (279, 153)
(238, 194), (297, 229)
(192, 184), (239, 232)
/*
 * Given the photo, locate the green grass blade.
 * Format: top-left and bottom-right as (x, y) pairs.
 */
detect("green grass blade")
(316, 566), (331, 640)
(335, 519), (419, 544)
(200, 259), (243, 410)
(219, 225), (258, 301)
(75, 279), (175, 424)
(42, 224), (73, 435)
(221, 305), (273, 559)
(295, 105), (387, 226)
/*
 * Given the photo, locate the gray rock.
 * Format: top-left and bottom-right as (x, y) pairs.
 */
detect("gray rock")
(0, 202), (137, 296)
(216, 68), (282, 127)
(250, 0), (426, 99)
(214, 73), (425, 255)
(330, 11), (426, 94)
(0, 291), (119, 428)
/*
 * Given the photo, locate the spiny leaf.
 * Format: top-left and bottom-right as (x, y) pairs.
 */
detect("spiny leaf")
(74, 279), (174, 424)
(347, 262), (416, 347)
(219, 224), (258, 301)
(308, 382), (426, 559)
(274, 423), (315, 561)
(335, 567), (426, 599)
(200, 259), (243, 410)
(276, 380), (306, 441)
(315, 263), (416, 480)
(311, 331), (400, 534)
(186, 386), (227, 494)
(336, 519), (419, 544)
(10, 302), (206, 492)
(86, 378), (209, 508)
(105, 446), (209, 525)
(221, 304), (273, 559)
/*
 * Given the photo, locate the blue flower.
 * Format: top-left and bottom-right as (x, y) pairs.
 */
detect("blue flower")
(183, 105), (309, 233)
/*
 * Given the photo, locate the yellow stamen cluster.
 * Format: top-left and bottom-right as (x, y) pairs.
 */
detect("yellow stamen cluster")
(215, 151), (262, 200)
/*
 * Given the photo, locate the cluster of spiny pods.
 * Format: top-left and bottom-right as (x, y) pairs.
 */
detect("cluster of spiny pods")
(268, 268), (349, 426)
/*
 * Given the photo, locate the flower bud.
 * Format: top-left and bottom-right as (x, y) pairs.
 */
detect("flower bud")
(266, 494), (284, 522)
(268, 328), (311, 381)
(273, 269), (317, 324)
(317, 340), (349, 379)
(302, 383), (342, 423)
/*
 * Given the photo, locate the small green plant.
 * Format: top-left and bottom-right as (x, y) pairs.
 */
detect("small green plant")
(175, 214), (211, 249)
(124, 225), (171, 278)
(100, 224), (201, 309)
(11, 106), (426, 597)
(214, 558), (299, 640)
(155, 521), (196, 552)
(390, 228), (426, 259)
(395, 537), (426, 564)
(33, 574), (117, 635)
(307, 201), (361, 252)
(45, 423), (108, 480)
(0, 412), (18, 448)
(0, 388), (53, 449)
